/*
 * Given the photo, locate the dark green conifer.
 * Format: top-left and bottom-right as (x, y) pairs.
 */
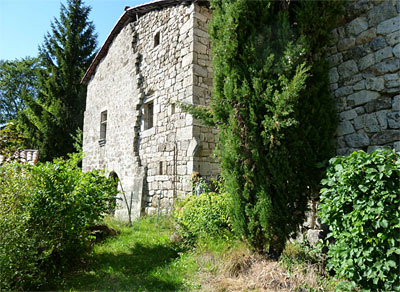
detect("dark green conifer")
(205, 0), (343, 256)
(19, 0), (97, 161)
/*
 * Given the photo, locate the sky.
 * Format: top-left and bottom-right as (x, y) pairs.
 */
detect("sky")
(0, 0), (148, 61)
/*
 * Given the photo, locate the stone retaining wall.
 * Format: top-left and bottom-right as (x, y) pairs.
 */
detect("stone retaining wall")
(329, 0), (400, 155)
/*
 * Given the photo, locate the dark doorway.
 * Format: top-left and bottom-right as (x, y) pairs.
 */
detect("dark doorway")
(109, 172), (119, 215)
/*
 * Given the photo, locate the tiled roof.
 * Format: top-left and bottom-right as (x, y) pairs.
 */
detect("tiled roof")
(0, 150), (39, 166)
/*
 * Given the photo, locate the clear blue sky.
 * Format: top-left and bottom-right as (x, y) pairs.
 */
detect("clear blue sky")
(0, 0), (148, 61)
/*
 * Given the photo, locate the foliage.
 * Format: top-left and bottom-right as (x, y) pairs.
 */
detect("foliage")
(18, 0), (97, 161)
(0, 154), (117, 290)
(0, 122), (28, 157)
(0, 57), (41, 125)
(174, 192), (233, 243)
(318, 150), (400, 291)
(194, 0), (344, 256)
(179, 102), (215, 127)
(72, 127), (83, 154)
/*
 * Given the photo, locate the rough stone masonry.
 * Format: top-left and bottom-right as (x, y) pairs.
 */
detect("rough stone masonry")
(82, 0), (399, 221)
(82, 0), (217, 221)
(329, 0), (400, 155)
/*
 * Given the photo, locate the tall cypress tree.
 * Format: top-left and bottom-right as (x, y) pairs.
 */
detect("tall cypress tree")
(194, 0), (344, 256)
(19, 0), (97, 161)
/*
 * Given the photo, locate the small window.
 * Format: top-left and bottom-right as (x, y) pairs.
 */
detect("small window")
(154, 32), (160, 47)
(171, 103), (175, 115)
(144, 102), (154, 130)
(159, 161), (163, 175)
(99, 110), (107, 146)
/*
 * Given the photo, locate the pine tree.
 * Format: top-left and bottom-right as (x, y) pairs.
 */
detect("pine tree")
(203, 0), (343, 256)
(19, 0), (97, 161)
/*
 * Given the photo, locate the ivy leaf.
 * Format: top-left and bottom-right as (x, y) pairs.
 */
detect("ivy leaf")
(334, 164), (343, 172)
(387, 260), (396, 268)
(319, 149), (399, 290)
(380, 219), (388, 228)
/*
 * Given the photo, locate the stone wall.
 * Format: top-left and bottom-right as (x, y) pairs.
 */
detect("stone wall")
(133, 3), (196, 214)
(305, 0), (400, 242)
(83, 2), (217, 219)
(329, 0), (400, 155)
(83, 20), (141, 220)
(192, 4), (220, 178)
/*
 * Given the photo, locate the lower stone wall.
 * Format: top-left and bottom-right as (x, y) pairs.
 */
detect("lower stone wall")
(328, 0), (400, 155)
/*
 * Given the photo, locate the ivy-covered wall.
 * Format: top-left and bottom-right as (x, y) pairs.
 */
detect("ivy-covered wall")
(329, 0), (400, 155)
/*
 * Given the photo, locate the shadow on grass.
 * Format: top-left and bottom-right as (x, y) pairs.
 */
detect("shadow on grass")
(64, 241), (185, 291)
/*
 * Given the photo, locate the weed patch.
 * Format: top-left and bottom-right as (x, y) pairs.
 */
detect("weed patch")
(192, 239), (339, 292)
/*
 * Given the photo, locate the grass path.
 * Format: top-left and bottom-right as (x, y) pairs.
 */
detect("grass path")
(62, 216), (338, 291)
(62, 217), (199, 291)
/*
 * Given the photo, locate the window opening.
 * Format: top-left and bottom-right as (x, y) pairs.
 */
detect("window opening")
(171, 103), (175, 115)
(145, 102), (154, 130)
(154, 32), (160, 47)
(159, 161), (163, 175)
(99, 110), (107, 146)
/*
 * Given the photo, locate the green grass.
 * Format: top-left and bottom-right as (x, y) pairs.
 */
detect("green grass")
(61, 216), (340, 292)
(62, 216), (200, 291)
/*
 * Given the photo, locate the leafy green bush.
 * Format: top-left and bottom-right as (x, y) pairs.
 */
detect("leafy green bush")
(319, 150), (400, 291)
(174, 192), (233, 243)
(0, 155), (117, 290)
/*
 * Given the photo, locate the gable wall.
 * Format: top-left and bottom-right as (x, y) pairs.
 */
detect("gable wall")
(83, 22), (139, 193)
(83, 21), (141, 219)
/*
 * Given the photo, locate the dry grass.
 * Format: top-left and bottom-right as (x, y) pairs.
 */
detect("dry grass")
(195, 241), (337, 292)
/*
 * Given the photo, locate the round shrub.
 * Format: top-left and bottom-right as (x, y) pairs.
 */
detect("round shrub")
(318, 150), (400, 291)
(174, 192), (232, 243)
(0, 155), (117, 290)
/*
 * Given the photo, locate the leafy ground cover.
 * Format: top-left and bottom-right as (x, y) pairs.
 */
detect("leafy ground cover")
(62, 216), (339, 292)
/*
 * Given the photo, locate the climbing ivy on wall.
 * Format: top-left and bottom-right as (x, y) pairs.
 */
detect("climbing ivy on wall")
(187, 0), (344, 256)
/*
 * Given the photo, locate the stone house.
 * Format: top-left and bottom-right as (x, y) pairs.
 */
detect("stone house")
(82, 0), (217, 220)
(82, 0), (400, 220)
